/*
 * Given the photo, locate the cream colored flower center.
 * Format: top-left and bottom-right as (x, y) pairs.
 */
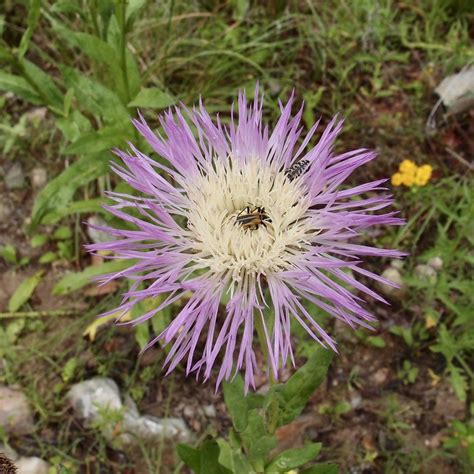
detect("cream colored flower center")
(184, 158), (312, 285)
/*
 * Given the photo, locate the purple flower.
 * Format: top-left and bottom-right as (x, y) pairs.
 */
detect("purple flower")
(87, 86), (404, 390)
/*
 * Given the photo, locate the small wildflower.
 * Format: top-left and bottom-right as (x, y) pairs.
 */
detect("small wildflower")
(399, 159), (417, 174)
(88, 87), (404, 390)
(392, 160), (432, 188)
(391, 172), (403, 187)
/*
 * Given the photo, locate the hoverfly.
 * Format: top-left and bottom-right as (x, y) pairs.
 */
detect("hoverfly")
(285, 159), (310, 182)
(235, 205), (272, 230)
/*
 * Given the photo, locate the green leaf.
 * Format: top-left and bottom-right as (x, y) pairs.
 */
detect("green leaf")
(0, 72), (42, 104)
(31, 234), (48, 248)
(200, 440), (232, 474)
(21, 59), (63, 109)
(62, 126), (130, 155)
(278, 347), (333, 426)
(177, 444), (201, 473)
(42, 198), (105, 226)
(8, 270), (44, 312)
(366, 336), (386, 348)
(53, 226), (73, 240)
(241, 410), (277, 462)
(30, 153), (109, 229)
(449, 365), (467, 402)
(223, 375), (248, 432)
(53, 259), (133, 295)
(301, 463), (339, 474)
(62, 67), (129, 124)
(128, 87), (176, 109)
(216, 439), (253, 473)
(61, 357), (78, 382)
(18, 0), (41, 59)
(266, 443), (322, 472)
(0, 244), (17, 264)
(39, 251), (57, 264)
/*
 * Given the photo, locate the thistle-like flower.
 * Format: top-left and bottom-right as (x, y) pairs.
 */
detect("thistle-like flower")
(88, 87), (404, 390)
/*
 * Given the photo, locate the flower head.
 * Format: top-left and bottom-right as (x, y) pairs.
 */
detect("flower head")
(88, 87), (404, 390)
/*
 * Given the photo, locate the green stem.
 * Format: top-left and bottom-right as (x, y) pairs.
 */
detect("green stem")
(0, 310), (78, 319)
(116, 1), (130, 103)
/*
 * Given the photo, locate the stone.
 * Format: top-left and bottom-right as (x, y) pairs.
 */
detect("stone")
(68, 377), (191, 446)
(390, 259), (404, 270)
(67, 377), (122, 423)
(87, 216), (116, 244)
(415, 264), (437, 282)
(377, 267), (405, 298)
(0, 385), (35, 435)
(16, 456), (50, 474)
(203, 404), (217, 418)
(30, 168), (47, 190)
(0, 443), (19, 461)
(5, 163), (25, 190)
(427, 256), (443, 271)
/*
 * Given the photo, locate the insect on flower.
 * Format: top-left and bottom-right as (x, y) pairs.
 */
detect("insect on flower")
(235, 205), (272, 230)
(285, 159), (310, 182)
(87, 85), (405, 391)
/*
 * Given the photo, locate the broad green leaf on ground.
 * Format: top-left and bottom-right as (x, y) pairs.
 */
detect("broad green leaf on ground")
(8, 270), (44, 312)
(177, 441), (231, 474)
(128, 87), (176, 109)
(266, 443), (322, 472)
(53, 259), (133, 295)
(0, 72), (42, 104)
(62, 125), (132, 155)
(30, 153), (109, 229)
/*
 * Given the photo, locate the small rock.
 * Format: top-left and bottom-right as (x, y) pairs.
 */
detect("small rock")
(415, 264), (437, 282)
(0, 201), (11, 221)
(350, 392), (363, 410)
(371, 368), (390, 386)
(5, 163), (25, 190)
(390, 259), (404, 270)
(30, 167), (47, 190)
(427, 256), (443, 271)
(203, 404), (217, 418)
(183, 405), (194, 418)
(377, 267), (405, 298)
(16, 456), (50, 474)
(25, 107), (47, 125)
(68, 377), (122, 423)
(68, 378), (191, 446)
(0, 385), (35, 435)
(87, 216), (116, 243)
(122, 414), (191, 443)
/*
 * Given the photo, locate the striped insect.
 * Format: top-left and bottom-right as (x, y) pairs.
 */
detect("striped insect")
(235, 205), (272, 230)
(285, 159), (310, 182)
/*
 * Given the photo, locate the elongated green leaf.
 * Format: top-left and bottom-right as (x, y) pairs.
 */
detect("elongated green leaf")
(8, 271), (44, 312)
(30, 154), (109, 229)
(62, 126), (131, 155)
(128, 87), (176, 109)
(53, 259), (133, 295)
(42, 198), (105, 225)
(200, 441), (231, 474)
(18, 0), (41, 59)
(0, 72), (42, 104)
(266, 443), (322, 472)
(62, 67), (129, 123)
(21, 59), (63, 109)
(278, 347), (333, 426)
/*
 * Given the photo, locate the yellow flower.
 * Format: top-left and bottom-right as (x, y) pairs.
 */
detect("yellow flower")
(391, 172), (404, 186)
(414, 165), (432, 186)
(401, 173), (415, 187)
(399, 159), (417, 175)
